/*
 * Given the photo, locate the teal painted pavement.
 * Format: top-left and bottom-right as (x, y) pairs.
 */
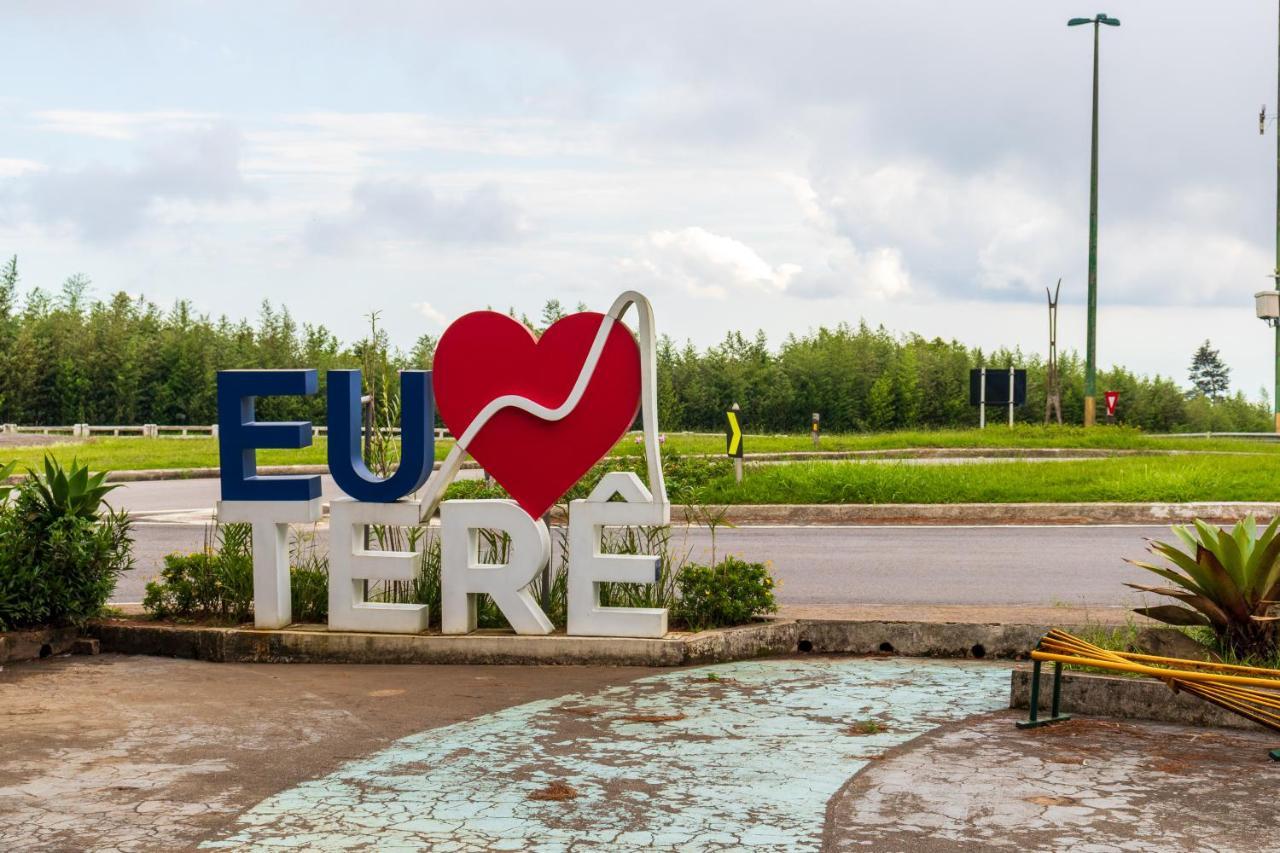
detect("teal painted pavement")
(204, 658), (1009, 851)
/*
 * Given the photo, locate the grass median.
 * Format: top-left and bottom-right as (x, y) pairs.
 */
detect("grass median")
(693, 455), (1280, 504)
(2, 426), (1278, 503)
(615, 426), (1280, 457)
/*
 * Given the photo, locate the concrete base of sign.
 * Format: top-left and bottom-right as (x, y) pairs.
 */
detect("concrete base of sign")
(87, 617), (1094, 667)
(87, 618), (799, 667)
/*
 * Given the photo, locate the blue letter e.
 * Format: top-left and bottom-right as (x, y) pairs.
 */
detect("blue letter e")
(327, 369), (434, 502)
(217, 369), (321, 502)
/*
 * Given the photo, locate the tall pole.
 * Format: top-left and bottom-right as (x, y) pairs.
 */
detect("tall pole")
(1084, 19), (1101, 427)
(1274, 0), (1280, 432)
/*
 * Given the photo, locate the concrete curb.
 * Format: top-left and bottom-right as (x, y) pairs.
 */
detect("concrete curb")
(712, 502), (1280, 526)
(87, 619), (806, 667)
(86, 617), (1087, 667)
(735, 447), (1258, 462)
(1009, 666), (1263, 731)
(0, 627), (81, 663)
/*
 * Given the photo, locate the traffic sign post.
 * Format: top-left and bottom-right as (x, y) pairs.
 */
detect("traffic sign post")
(1007, 366), (1016, 427)
(726, 403), (744, 484)
(811, 412), (820, 449)
(970, 368), (1026, 429)
(979, 367), (986, 429)
(1104, 391), (1119, 424)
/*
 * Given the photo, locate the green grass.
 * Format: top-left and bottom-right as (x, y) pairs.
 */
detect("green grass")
(0, 437), (323, 472)
(693, 455), (1280, 504)
(3, 424), (1279, 485)
(615, 426), (1280, 457)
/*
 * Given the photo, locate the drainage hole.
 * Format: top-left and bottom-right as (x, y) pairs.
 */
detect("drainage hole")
(797, 639), (813, 653)
(38, 643), (52, 658)
(878, 641), (895, 654)
(970, 643), (987, 659)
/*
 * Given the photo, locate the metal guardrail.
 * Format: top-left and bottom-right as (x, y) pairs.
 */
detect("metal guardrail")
(0, 424), (452, 440)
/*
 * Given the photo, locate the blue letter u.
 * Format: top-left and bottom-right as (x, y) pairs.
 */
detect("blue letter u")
(327, 369), (434, 502)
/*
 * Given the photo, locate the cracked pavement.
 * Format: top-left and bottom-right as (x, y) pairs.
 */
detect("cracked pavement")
(4, 654), (1276, 851)
(0, 654), (654, 852)
(825, 712), (1280, 852)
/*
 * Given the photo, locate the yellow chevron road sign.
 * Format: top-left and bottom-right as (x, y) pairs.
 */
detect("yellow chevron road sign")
(725, 405), (743, 458)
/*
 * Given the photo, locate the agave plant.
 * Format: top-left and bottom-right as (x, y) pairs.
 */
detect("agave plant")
(27, 455), (119, 520)
(0, 460), (15, 503)
(1126, 515), (1280, 658)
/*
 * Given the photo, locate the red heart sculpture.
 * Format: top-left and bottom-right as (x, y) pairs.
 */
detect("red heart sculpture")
(433, 311), (641, 519)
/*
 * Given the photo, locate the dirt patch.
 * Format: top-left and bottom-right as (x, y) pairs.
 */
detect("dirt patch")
(528, 781), (580, 801)
(619, 713), (687, 723)
(0, 434), (78, 449)
(1024, 794), (1080, 806)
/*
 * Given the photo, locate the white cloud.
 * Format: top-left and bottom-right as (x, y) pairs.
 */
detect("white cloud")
(414, 301), (449, 326)
(32, 110), (216, 140)
(790, 247), (912, 301)
(303, 179), (527, 253)
(639, 227), (800, 299)
(0, 158), (43, 178)
(1, 123), (256, 242)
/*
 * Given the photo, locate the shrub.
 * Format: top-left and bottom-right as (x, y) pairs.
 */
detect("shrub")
(1126, 515), (1280, 659)
(0, 458), (133, 631)
(673, 555), (777, 632)
(145, 523), (331, 624)
(144, 524), (253, 622)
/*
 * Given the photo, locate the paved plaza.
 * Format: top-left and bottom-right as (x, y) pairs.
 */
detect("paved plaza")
(4, 654), (1277, 851)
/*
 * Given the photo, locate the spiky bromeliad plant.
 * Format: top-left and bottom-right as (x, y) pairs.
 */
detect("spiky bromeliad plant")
(29, 455), (119, 518)
(0, 460), (16, 502)
(1126, 515), (1280, 659)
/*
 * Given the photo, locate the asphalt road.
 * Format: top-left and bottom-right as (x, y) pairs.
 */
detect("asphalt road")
(110, 479), (1159, 609)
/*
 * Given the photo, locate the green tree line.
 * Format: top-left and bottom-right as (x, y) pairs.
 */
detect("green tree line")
(0, 259), (1266, 432)
(654, 325), (1267, 433)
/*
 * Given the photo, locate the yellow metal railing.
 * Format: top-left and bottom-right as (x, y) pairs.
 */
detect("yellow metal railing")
(1020, 630), (1280, 756)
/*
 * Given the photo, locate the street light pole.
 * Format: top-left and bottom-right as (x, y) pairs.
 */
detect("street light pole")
(1069, 13), (1120, 427)
(1274, 0), (1280, 432)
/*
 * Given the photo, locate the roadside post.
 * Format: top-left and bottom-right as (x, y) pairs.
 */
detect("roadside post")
(1007, 366), (1016, 427)
(811, 412), (820, 449)
(726, 402), (744, 484)
(979, 368), (986, 428)
(1104, 390), (1119, 424)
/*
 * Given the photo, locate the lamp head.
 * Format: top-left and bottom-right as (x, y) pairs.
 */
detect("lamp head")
(1068, 14), (1120, 27)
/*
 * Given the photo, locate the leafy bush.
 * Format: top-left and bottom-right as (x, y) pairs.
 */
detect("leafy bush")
(1126, 515), (1280, 658)
(145, 523), (331, 623)
(673, 555), (777, 632)
(0, 457), (133, 630)
(144, 524), (254, 622)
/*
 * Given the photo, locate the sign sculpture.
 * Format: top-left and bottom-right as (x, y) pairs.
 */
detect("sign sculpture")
(215, 291), (669, 638)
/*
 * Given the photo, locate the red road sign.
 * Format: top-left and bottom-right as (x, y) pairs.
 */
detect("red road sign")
(1104, 391), (1119, 417)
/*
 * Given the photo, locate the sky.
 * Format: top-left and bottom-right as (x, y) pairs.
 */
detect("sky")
(1, 1), (1277, 397)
